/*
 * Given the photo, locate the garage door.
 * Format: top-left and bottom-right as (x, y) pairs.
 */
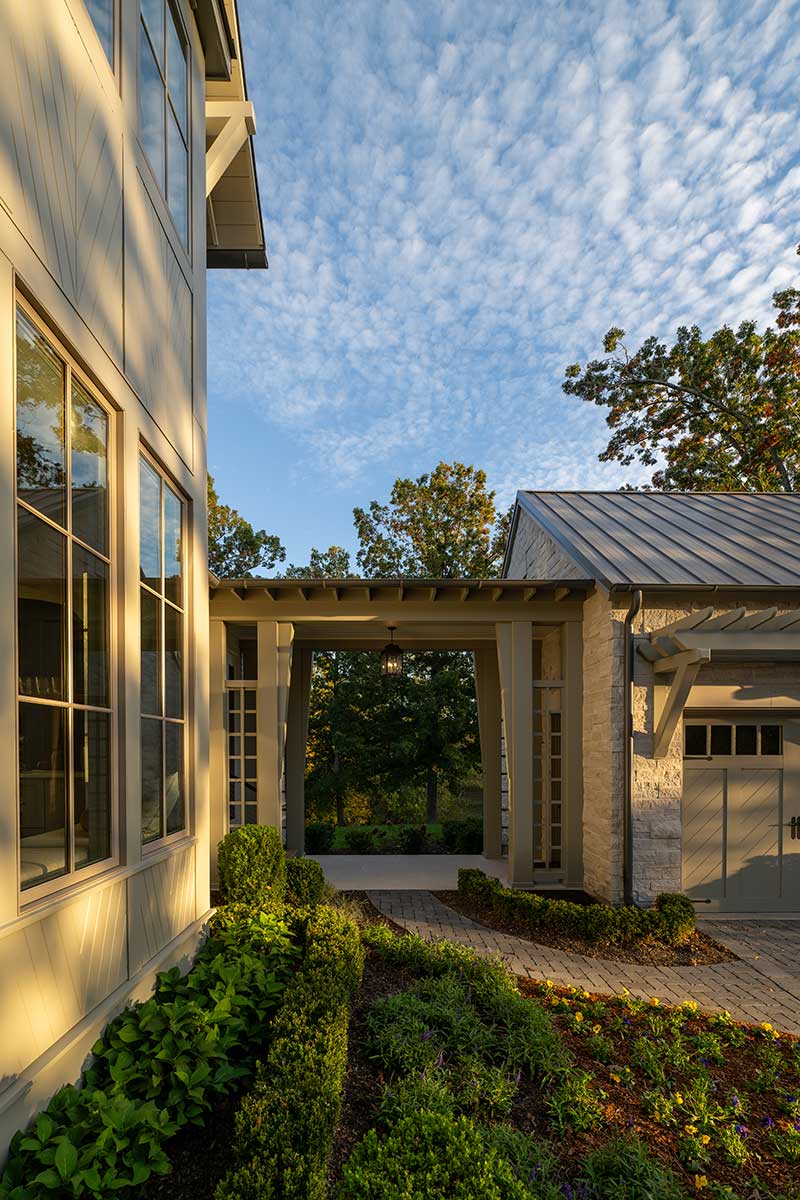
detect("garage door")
(682, 719), (800, 912)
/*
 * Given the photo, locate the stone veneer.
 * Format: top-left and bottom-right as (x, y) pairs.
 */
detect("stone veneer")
(506, 510), (586, 579)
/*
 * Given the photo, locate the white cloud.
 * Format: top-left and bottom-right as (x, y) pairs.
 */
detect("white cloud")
(208, 0), (800, 540)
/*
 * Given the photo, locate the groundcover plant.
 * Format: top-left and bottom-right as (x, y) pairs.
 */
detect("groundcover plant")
(333, 923), (800, 1200)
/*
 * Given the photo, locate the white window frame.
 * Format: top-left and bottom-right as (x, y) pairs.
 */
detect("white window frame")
(139, 446), (190, 852)
(15, 296), (120, 905)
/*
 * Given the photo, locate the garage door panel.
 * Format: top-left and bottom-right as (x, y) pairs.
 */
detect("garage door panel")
(727, 769), (780, 903)
(682, 767), (724, 901)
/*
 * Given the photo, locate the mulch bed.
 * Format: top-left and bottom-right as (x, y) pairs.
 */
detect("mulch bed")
(139, 1088), (243, 1200)
(433, 889), (736, 966)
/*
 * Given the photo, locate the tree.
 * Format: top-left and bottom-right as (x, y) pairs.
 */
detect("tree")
(283, 545), (352, 578)
(207, 474), (285, 577)
(562, 285), (800, 491)
(353, 461), (509, 577)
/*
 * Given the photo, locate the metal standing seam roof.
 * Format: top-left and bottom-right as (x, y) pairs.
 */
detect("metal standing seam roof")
(512, 491), (800, 590)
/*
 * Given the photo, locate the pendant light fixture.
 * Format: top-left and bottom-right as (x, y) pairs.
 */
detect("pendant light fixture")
(380, 625), (403, 677)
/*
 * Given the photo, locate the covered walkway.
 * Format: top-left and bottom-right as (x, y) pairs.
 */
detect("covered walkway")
(209, 576), (592, 887)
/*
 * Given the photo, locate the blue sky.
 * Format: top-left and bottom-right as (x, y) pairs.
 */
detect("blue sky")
(206, 0), (800, 569)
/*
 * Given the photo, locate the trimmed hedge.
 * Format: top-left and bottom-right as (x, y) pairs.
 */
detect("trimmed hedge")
(304, 821), (335, 854)
(457, 868), (695, 947)
(218, 825), (287, 907)
(286, 856), (326, 906)
(216, 906), (365, 1200)
(441, 817), (483, 854)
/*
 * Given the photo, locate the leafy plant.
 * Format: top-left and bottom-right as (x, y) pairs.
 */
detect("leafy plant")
(546, 1068), (604, 1135)
(286, 856), (327, 905)
(442, 818), (483, 854)
(395, 824), (428, 853)
(343, 826), (375, 854)
(217, 824), (287, 906)
(577, 1137), (687, 1200)
(337, 1110), (532, 1199)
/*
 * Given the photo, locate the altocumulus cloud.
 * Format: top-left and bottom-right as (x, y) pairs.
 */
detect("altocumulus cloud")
(207, 0), (800, 511)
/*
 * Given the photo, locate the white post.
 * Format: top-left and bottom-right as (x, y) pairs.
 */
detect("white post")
(496, 622), (534, 887)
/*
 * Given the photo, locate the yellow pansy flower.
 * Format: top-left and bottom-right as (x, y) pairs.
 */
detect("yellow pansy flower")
(650, 997), (660, 1006)
(574, 1012), (584, 1023)
(700, 1135), (710, 1146)
(610, 1073), (621, 1083)
(592, 1024), (602, 1034)
(694, 1175), (708, 1190)
(675, 1092), (684, 1104)
(685, 1124), (697, 1135)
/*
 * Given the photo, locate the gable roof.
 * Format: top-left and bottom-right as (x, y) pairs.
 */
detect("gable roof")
(511, 491), (800, 591)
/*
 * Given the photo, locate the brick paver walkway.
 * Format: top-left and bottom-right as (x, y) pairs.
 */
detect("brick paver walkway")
(368, 890), (800, 1033)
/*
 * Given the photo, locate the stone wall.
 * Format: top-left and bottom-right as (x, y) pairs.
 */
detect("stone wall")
(506, 509), (585, 579)
(581, 591), (627, 901)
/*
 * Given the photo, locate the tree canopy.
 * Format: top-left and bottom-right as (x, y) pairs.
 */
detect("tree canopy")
(207, 474), (286, 578)
(563, 285), (800, 491)
(353, 461), (511, 577)
(283, 545), (352, 578)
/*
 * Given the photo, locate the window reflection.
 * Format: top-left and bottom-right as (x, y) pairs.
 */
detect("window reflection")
(141, 719), (163, 843)
(71, 379), (108, 554)
(16, 310), (66, 526)
(165, 605), (183, 718)
(140, 457), (161, 590)
(164, 484), (182, 606)
(19, 702), (67, 888)
(166, 722), (184, 834)
(72, 545), (109, 707)
(18, 507), (67, 701)
(140, 589), (161, 717)
(74, 710), (111, 869)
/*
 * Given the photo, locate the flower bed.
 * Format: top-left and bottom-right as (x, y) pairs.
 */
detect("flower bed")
(330, 919), (800, 1200)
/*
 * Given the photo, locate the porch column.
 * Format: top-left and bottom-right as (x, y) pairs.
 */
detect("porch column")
(496, 622), (534, 887)
(561, 620), (584, 888)
(285, 647), (313, 855)
(209, 620), (228, 884)
(473, 646), (503, 859)
(257, 621), (294, 832)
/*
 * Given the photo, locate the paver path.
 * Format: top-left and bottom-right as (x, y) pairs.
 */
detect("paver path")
(368, 890), (800, 1033)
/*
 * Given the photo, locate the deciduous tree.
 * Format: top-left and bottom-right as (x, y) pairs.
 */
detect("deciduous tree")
(563, 285), (800, 491)
(207, 475), (285, 577)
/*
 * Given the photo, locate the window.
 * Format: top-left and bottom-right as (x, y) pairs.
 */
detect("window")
(139, 455), (187, 844)
(139, 0), (189, 245)
(85, 0), (115, 67)
(227, 688), (257, 829)
(684, 723), (784, 757)
(16, 306), (113, 892)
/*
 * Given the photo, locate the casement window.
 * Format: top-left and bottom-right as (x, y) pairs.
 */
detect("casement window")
(85, 0), (115, 68)
(139, 455), (187, 845)
(15, 305), (114, 893)
(139, 0), (189, 245)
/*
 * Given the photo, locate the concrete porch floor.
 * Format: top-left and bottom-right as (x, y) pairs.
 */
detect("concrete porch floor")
(309, 853), (509, 890)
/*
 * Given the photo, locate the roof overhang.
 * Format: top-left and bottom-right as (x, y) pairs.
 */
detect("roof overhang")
(637, 607), (800, 756)
(209, 576), (593, 647)
(194, 0), (234, 80)
(204, 0), (267, 270)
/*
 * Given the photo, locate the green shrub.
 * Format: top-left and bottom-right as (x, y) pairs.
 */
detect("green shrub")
(304, 822), (335, 854)
(286, 856), (326, 905)
(442, 818), (483, 853)
(343, 826), (375, 854)
(337, 1110), (532, 1199)
(1, 910), (298, 1200)
(216, 906), (364, 1200)
(577, 1138), (688, 1200)
(457, 869), (695, 947)
(396, 824), (428, 853)
(481, 1126), (564, 1199)
(217, 825), (287, 906)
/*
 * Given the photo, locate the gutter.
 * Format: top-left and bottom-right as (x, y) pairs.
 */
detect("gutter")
(622, 588), (643, 906)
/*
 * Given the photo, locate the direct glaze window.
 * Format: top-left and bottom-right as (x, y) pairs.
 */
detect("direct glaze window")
(139, 0), (189, 245)
(85, 0), (115, 67)
(684, 723), (783, 757)
(16, 306), (113, 891)
(140, 455), (187, 844)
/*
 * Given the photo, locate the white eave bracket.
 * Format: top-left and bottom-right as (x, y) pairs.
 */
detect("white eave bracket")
(206, 100), (256, 197)
(637, 603), (800, 758)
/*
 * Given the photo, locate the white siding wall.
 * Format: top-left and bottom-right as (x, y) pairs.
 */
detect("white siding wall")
(0, 0), (211, 1155)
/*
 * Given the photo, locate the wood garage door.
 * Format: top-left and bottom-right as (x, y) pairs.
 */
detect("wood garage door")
(682, 719), (800, 912)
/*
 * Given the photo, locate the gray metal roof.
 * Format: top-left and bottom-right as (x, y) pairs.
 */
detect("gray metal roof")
(514, 491), (800, 591)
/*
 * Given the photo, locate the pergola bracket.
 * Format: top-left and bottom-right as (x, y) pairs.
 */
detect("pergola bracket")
(653, 648), (711, 758)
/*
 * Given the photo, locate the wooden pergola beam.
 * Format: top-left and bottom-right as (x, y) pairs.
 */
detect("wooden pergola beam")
(653, 648), (710, 757)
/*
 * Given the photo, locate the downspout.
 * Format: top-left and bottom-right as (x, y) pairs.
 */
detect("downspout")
(622, 589), (643, 906)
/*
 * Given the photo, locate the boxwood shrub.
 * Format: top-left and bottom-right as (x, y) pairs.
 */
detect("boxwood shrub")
(218, 824), (287, 907)
(441, 817), (483, 854)
(457, 868), (695, 947)
(216, 905), (364, 1200)
(286, 856), (327, 905)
